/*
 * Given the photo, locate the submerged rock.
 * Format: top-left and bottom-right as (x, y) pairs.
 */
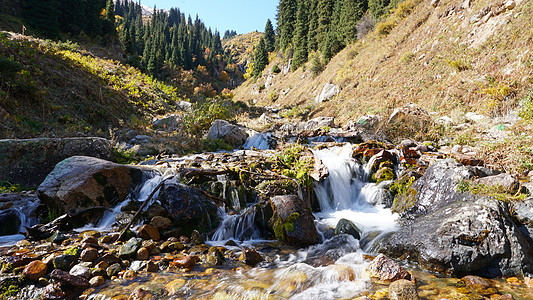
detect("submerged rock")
(37, 156), (143, 216)
(239, 248), (264, 266)
(388, 279), (419, 300)
(0, 209), (21, 235)
(269, 195), (319, 246)
(366, 254), (413, 282)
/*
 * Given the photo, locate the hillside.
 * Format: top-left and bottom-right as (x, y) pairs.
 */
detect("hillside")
(233, 0), (533, 173)
(223, 31), (264, 70)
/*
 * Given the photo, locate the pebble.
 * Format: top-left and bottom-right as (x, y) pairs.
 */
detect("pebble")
(23, 260), (47, 281)
(122, 270), (137, 280)
(69, 264), (92, 279)
(89, 276), (105, 287)
(136, 247), (150, 260)
(80, 248), (98, 262)
(138, 224), (160, 241)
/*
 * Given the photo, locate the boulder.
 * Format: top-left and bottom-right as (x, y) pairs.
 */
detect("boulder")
(388, 279), (419, 300)
(207, 120), (248, 147)
(335, 218), (361, 240)
(118, 237), (142, 258)
(138, 224), (160, 241)
(381, 197), (533, 277)
(0, 137), (113, 187)
(153, 115), (181, 130)
(302, 117), (335, 131)
(158, 182), (220, 235)
(315, 83), (339, 103)
(37, 156), (143, 216)
(269, 195), (319, 246)
(0, 209), (21, 235)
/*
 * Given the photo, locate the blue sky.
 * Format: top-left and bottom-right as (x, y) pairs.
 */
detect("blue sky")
(139, 0), (278, 35)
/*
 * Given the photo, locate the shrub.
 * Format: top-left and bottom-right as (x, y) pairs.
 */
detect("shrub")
(272, 64), (281, 74)
(309, 53), (324, 77)
(267, 90), (279, 102)
(400, 51), (415, 64)
(376, 19), (397, 35)
(519, 92), (533, 120)
(446, 59), (471, 72)
(184, 98), (233, 136)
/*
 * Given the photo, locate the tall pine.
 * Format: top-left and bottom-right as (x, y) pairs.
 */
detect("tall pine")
(252, 38), (269, 78)
(277, 0), (297, 51)
(264, 19), (276, 53)
(292, 0), (308, 69)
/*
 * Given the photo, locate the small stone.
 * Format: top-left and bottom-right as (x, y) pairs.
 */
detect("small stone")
(128, 288), (153, 300)
(179, 236), (190, 244)
(168, 242), (184, 251)
(23, 260), (48, 281)
(53, 255), (77, 271)
(100, 253), (121, 265)
(239, 248), (264, 266)
(136, 247), (150, 260)
(166, 278), (186, 294)
(50, 269), (90, 289)
(130, 260), (148, 272)
(81, 236), (98, 245)
(224, 240), (238, 247)
(95, 261), (109, 270)
(171, 255), (198, 270)
(98, 235), (113, 244)
(106, 263), (122, 277)
(388, 279), (420, 300)
(146, 261), (158, 272)
(150, 216), (172, 230)
(335, 218), (361, 240)
(69, 264), (91, 279)
(206, 247), (225, 266)
(190, 230), (204, 245)
(142, 240), (157, 252)
(122, 270), (137, 280)
(80, 248), (98, 262)
(80, 231), (101, 239)
(118, 237), (142, 258)
(138, 224), (160, 241)
(89, 276), (105, 287)
(462, 275), (491, 292)
(366, 254), (413, 281)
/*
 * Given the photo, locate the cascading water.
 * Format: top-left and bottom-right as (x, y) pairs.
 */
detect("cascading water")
(313, 144), (398, 246)
(0, 196), (40, 246)
(211, 207), (261, 241)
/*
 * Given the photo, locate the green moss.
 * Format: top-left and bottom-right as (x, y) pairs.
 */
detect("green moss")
(273, 212), (300, 241)
(0, 278), (21, 298)
(63, 246), (81, 257)
(372, 167), (395, 184)
(390, 176), (417, 214)
(456, 180), (527, 202)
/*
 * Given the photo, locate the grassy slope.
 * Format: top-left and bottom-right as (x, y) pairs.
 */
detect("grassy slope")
(0, 32), (184, 139)
(234, 0), (532, 122)
(232, 0), (533, 174)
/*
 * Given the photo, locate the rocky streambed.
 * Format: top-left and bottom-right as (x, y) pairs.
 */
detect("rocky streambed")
(1, 127), (533, 299)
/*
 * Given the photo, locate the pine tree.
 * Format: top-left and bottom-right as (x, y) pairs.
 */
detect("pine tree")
(369, 0), (394, 18)
(338, 0), (368, 43)
(252, 38), (269, 78)
(22, 0), (60, 37)
(307, 0), (319, 52)
(276, 0), (298, 51)
(292, 0), (308, 69)
(316, 0), (335, 48)
(264, 19), (276, 53)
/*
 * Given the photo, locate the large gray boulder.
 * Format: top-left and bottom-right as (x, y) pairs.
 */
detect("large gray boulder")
(269, 195), (319, 246)
(37, 156), (143, 216)
(0, 137), (113, 187)
(382, 159), (533, 277)
(381, 198), (533, 277)
(207, 120), (248, 148)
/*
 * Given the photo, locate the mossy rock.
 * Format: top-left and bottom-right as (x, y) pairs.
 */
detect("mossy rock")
(372, 167), (396, 184)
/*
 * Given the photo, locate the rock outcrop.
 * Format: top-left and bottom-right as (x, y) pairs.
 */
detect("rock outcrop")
(37, 156), (144, 216)
(269, 195), (319, 246)
(207, 119), (248, 148)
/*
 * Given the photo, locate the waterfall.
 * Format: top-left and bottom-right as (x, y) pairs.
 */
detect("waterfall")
(0, 196), (40, 246)
(211, 206), (261, 241)
(312, 144), (398, 247)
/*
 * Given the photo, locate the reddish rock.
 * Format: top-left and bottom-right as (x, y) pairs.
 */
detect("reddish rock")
(453, 153), (484, 166)
(270, 195), (319, 246)
(146, 261), (158, 272)
(138, 224), (160, 241)
(462, 275), (491, 293)
(171, 255), (199, 270)
(80, 248), (98, 262)
(239, 248), (264, 266)
(50, 269), (90, 289)
(366, 254), (413, 282)
(23, 260), (47, 281)
(122, 270), (137, 280)
(136, 247), (150, 261)
(100, 253), (121, 265)
(150, 216), (172, 230)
